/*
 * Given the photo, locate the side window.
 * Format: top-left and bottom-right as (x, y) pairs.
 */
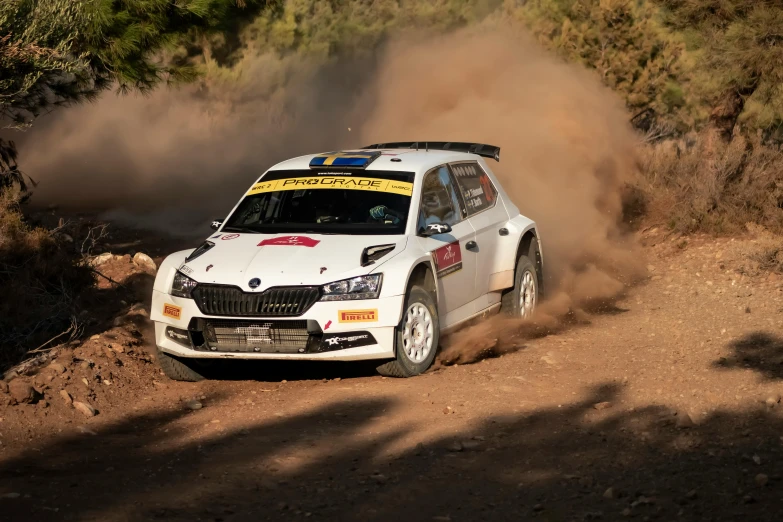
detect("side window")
(418, 166), (463, 231)
(451, 162), (497, 216)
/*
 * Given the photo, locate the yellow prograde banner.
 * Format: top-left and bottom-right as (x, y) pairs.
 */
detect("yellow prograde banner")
(247, 176), (413, 197)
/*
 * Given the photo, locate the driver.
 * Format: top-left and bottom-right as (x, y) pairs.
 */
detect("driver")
(369, 205), (403, 225)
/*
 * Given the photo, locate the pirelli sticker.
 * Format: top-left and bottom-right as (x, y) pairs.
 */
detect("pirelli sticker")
(163, 303), (182, 320)
(338, 309), (378, 323)
(247, 177), (413, 197)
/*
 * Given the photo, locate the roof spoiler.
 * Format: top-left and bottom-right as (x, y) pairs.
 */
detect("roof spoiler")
(363, 142), (500, 162)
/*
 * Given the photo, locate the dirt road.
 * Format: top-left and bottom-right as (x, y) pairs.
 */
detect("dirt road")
(2, 231), (783, 521)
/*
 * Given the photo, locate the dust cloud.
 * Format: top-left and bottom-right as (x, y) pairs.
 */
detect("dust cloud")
(18, 26), (646, 355)
(354, 29), (646, 363)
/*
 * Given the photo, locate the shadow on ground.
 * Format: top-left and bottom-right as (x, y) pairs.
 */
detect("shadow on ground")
(716, 331), (783, 380)
(3, 383), (783, 521)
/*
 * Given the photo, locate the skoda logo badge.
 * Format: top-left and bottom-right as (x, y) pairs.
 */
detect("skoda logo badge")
(248, 278), (261, 289)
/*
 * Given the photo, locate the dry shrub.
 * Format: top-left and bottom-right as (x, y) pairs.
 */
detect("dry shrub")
(640, 130), (783, 234)
(0, 194), (93, 369)
(727, 223), (783, 276)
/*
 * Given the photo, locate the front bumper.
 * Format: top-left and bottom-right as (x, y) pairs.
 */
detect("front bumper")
(150, 289), (401, 361)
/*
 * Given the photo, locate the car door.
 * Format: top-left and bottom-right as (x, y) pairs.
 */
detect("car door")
(415, 165), (478, 327)
(450, 161), (510, 311)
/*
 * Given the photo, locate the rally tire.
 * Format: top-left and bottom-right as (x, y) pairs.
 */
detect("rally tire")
(376, 286), (439, 378)
(156, 347), (206, 382)
(501, 254), (539, 319)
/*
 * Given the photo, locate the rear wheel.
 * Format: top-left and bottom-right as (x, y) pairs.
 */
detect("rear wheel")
(501, 254), (539, 319)
(155, 347), (208, 382)
(376, 286), (439, 377)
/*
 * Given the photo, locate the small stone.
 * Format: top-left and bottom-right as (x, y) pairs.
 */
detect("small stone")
(745, 306), (751, 314)
(686, 489), (697, 499)
(603, 487), (614, 499)
(47, 362), (66, 374)
(90, 252), (114, 267)
(755, 474), (768, 487)
(81, 378), (90, 386)
(533, 504), (543, 512)
(73, 401), (97, 417)
(461, 440), (482, 451)
(8, 380), (36, 404)
(752, 454), (761, 465)
(765, 396), (779, 408)
(281, 380), (287, 384)
(0, 381), (7, 394)
(448, 441), (463, 452)
(443, 406), (453, 414)
(676, 413), (695, 429)
(80, 361), (91, 370)
(186, 400), (203, 410)
(594, 402), (612, 411)
(622, 508), (631, 516)
(372, 473), (388, 484)
(132, 252), (157, 274)
(60, 390), (73, 405)
(1, 493), (21, 499)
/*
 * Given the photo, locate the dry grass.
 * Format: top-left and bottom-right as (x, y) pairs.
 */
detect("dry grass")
(639, 130), (783, 235)
(726, 223), (783, 276)
(0, 194), (93, 370)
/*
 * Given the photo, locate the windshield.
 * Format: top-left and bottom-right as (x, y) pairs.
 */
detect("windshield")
(223, 169), (415, 235)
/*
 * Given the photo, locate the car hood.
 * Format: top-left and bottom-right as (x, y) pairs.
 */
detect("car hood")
(178, 233), (407, 291)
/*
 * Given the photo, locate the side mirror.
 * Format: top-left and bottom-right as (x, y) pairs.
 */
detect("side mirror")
(211, 219), (224, 231)
(419, 222), (453, 237)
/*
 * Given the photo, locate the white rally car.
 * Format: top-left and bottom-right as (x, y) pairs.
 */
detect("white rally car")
(150, 142), (544, 380)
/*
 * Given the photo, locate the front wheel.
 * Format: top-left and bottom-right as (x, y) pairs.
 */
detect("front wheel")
(155, 346), (208, 382)
(376, 286), (439, 377)
(501, 255), (539, 319)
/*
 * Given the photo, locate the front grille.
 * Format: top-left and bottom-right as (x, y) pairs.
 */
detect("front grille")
(200, 319), (311, 353)
(192, 285), (320, 317)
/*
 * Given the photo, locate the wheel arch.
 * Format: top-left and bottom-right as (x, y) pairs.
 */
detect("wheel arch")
(514, 228), (544, 297)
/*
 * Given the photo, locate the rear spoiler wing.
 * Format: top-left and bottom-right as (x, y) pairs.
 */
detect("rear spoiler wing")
(363, 142), (500, 162)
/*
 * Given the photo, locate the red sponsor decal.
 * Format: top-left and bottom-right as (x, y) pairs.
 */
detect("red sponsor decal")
(258, 236), (320, 247)
(433, 241), (463, 277)
(324, 320), (332, 331)
(480, 174), (494, 203)
(221, 234), (240, 241)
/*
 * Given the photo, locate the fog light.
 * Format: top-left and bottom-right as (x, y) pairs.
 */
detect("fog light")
(165, 326), (191, 348)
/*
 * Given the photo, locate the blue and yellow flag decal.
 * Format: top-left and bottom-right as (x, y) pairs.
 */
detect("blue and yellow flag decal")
(309, 150), (381, 168)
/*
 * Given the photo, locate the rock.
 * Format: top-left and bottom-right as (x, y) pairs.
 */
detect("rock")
(47, 362), (66, 374)
(752, 454), (761, 465)
(603, 487), (614, 499)
(9, 380), (36, 404)
(594, 402), (612, 411)
(60, 390), (73, 405)
(90, 252), (114, 267)
(186, 400), (203, 411)
(460, 440), (482, 451)
(755, 473), (769, 487)
(1, 493), (20, 499)
(622, 508), (631, 516)
(686, 489), (697, 499)
(675, 413), (695, 429)
(132, 253), (157, 274)
(765, 396), (779, 409)
(73, 401), (97, 417)
(448, 441), (463, 452)
(78, 425), (97, 435)
(81, 378), (90, 386)
(0, 381), (8, 394)
(372, 473), (388, 485)
(745, 306), (751, 314)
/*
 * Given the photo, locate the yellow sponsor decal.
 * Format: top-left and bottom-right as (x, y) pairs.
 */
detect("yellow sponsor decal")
(338, 309), (378, 323)
(163, 303), (182, 320)
(247, 177), (413, 197)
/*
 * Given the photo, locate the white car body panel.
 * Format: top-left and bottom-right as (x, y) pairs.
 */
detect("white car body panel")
(150, 147), (543, 363)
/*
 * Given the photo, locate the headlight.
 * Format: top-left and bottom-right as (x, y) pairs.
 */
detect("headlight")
(171, 271), (198, 298)
(320, 274), (382, 301)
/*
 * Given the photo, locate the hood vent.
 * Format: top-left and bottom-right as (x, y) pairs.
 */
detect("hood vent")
(185, 241), (215, 263)
(360, 244), (396, 267)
